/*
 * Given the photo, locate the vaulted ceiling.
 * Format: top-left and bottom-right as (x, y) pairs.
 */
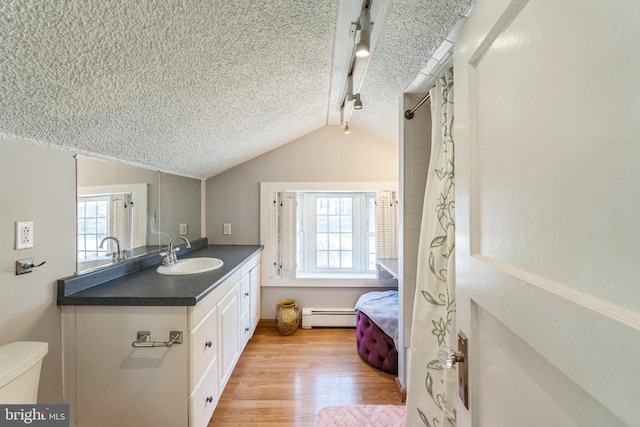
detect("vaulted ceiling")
(0, 0), (471, 179)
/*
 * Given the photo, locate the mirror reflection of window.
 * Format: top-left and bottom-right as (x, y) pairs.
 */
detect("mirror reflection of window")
(78, 195), (109, 261)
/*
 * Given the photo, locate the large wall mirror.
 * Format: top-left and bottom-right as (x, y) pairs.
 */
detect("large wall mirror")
(76, 156), (201, 273)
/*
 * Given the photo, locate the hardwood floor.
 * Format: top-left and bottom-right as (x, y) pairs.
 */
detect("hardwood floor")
(209, 320), (402, 426)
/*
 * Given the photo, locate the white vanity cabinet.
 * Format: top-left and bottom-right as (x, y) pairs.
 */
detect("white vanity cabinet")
(62, 252), (262, 427)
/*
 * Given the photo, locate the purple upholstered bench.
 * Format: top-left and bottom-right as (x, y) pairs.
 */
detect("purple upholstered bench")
(356, 309), (398, 375)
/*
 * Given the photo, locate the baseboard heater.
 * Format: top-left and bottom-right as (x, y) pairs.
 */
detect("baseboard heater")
(301, 308), (357, 329)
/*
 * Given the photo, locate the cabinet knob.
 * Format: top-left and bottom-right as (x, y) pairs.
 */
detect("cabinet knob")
(206, 396), (213, 403)
(244, 327), (250, 332)
(205, 340), (212, 348)
(244, 292), (249, 297)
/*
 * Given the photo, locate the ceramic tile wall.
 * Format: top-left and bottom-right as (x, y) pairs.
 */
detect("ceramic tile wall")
(398, 94), (432, 384)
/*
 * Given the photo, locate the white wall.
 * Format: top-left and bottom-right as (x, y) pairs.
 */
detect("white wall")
(0, 136), (77, 403)
(205, 125), (399, 317)
(159, 172), (202, 244)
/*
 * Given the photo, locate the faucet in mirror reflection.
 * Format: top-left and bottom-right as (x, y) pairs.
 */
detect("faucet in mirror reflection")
(99, 236), (128, 262)
(161, 236), (191, 266)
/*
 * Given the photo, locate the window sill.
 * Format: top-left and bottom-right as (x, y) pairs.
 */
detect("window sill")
(296, 273), (376, 280)
(262, 276), (393, 288)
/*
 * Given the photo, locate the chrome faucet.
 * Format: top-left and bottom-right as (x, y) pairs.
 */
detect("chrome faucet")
(99, 236), (127, 262)
(161, 236), (191, 266)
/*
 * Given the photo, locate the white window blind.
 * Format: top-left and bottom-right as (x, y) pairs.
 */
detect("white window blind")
(109, 193), (133, 251)
(274, 191), (298, 278)
(376, 191), (398, 259)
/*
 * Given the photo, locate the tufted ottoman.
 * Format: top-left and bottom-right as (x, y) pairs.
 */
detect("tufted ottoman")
(356, 310), (398, 375)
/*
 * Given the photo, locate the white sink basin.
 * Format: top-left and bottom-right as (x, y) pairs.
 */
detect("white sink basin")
(157, 257), (224, 275)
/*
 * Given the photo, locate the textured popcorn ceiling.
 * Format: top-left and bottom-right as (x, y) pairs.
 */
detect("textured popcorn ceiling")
(0, 0), (471, 179)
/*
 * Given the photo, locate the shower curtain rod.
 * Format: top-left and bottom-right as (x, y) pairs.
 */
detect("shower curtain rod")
(404, 92), (430, 120)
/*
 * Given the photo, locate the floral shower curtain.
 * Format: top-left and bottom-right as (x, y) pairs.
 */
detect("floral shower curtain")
(404, 68), (456, 427)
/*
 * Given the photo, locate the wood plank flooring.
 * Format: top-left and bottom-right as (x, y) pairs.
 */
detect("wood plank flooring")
(209, 320), (402, 426)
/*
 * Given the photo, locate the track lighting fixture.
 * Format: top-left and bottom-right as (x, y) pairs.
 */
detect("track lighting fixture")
(355, 7), (371, 58)
(347, 74), (354, 101)
(353, 93), (362, 110)
(335, 1), (374, 126)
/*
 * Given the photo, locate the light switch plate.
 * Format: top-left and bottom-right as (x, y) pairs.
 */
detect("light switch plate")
(223, 223), (231, 235)
(179, 223), (188, 235)
(15, 221), (34, 249)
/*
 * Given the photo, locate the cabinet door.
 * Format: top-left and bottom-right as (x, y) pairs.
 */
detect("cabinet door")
(74, 306), (188, 427)
(240, 272), (251, 317)
(239, 272), (251, 350)
(218, 283), (240, 390)
(249, 263), (261, 333)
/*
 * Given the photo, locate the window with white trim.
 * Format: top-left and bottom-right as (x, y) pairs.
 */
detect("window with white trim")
(261, 182), (398, 286)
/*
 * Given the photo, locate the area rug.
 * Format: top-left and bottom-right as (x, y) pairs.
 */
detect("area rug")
(316, 404), (405, 426)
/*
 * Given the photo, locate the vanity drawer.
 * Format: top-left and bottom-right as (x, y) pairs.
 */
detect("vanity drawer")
(189, 306), (217, 392)
(240, 310), (251, 349)
(189, 356), (219, 427)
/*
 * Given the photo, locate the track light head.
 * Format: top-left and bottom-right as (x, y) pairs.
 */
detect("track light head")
(355, 8), (371, 58)
(353, 93), (363, 110)
(355, 39), (370, 58)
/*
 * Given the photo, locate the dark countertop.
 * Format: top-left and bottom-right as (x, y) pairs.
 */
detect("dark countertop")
(57, 245), (263, 307)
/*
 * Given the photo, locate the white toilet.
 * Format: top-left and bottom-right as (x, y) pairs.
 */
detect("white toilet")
(0, 342), (48, 403)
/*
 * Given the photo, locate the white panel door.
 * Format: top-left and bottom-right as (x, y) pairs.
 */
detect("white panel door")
(454, 1), (640, 426)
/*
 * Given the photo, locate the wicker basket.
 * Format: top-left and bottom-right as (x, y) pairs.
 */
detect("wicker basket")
(275, 299), (300, 335)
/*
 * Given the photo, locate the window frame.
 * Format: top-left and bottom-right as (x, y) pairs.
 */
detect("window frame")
(260, 181), (398, 288)
(301, 192), (370, 275)
(77, 194), (111, 261)
(77, 183), (148, 267)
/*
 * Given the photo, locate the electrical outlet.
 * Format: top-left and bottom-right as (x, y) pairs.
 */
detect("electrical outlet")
(179, 223), (188, 235)
(223, 223), (231, 235)
(15, 221), (34, 250)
